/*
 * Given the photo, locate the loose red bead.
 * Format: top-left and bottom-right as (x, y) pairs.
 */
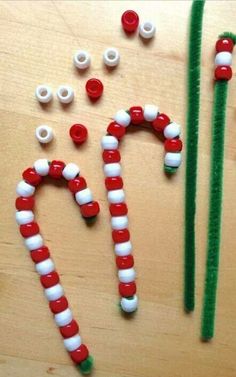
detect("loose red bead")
(116, 255), (134, 269)
(15, 196), (35, 211)
(112, 229), (130, 243)
(69, 124), (88, 145)
(107, 122), (126, 139)
(68, 177), (87, 193)
(50, 296), (69, 314)
(30, 246), (50, 263)
(105, 177), (123, 190)
(40, 271), (60, 288)
(119, 282), (136, 297)
(60, 319), (79, 338)
(102, 150), (121, 163)
(109, 203), (128, 216)
(130, 106), (144, 125)
(164, 138), (183, 152)
(70, 344), (89, 364)
(152, 113), (170, 132)
(20, 222), (40, 238)
(215, 65), (232, 81)
(80, 201), (100, 218)
(215, 38), (234, 53)
(85, 78), (103, 99)
(23, 168), (42, 186)
(121, 10), (139, 33)
(49, 160), (65, 179)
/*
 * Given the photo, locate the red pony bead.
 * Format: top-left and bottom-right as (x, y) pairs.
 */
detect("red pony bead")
(109, 203), (128, 216)
(102, 150), (121, 163)
(49, 296), (69, 314)
(107, 122), (126, 139)
(121, 10), (139, 33)
(30, 246), (50, 263)
(112, 229), (130, 243)
(85, 78), (103, 99)
(40, 271), (60, 288)
(23, 168), (42, 186)
(68, 177), (87, 193)
(130, 106), (144, 125)
(164, 138), (183, 152)
(49, 160), (65, 179)
(70, 344), (89, 364)
(15, 196), (35, 211)
(152, 113), (170, 132)
(69, 124), (88, 145)
(119, 282), (136, 297)
(105, 177), (123, 190)
(215, 38), (234, 53)
(116, 255), (134, 269)
(80, 201), (100, 217)
(20, 222), (40, 238)
(60, 319), (79, 338)
(215, 65), (232, 81)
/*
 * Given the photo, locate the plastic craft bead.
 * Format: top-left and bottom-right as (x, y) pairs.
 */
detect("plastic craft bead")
(112, 229), (130, 243)
(35, 125), (54, 144)
(15, 196), (35, 211)
(20, 222), (40, 238)
(130, 106), (144, 125)
(120, 295), (138, 312)
(16, 210), (34, 225)
(54, 308), (73, 327)
(164, 138), (183, 152)
(70, 344), (89, 363)
(34, 159), (50, 176)
(119, 282), (136, 297)
(75, 188), (93, 205)
(107, 122), (126, 139)
(31, 246), (50, 263)
(163, 122), (181, 139)
(57, 85), (74, 104)
(107, 189), (125, 204)
(139, 21), (156, 39)
(103, 48), (120, 67)
(121, 10), (139, 33)
(143, 104), (159, 122)
(80, 201), (100, 218)
(23, 168), (42, 186)
(62, 163), (80, 180)
(105, 177), (123, 191)
(60, 319), (79, 338)
(25, 234), (43, 251)
(73, 50), (91, 70)
(215, 51), (232, 66)
(49, 296), (68, 314)
(116, 255), (134, 269)
(41, 271), (60, 288)
(49, 160), (65, 179)
(16, 180), (35, 197)
(69, 124), (88, 145)
(214, 65), (232, 81)
(104, 163), (121, 177)
(64, 335), (82, 352)
(68, 177), (87, 193)
(111, 215), (129, 230)
(44, 283), (64, 301)
(118, 267), (136, 283)
(35, 258), (55, 275)
(110, 203), (128, 216)
(114, 241), (132, 256)
(164, 152), (182, 167)
(35, 85), (53, 104)
(114, 109), (131, 127)
(102, 150), (121, 164)
(101, 135), (119, 150)
(215, 38), (234, 53)
(152, 113), (170, 132)
(85, 78), (103, 99)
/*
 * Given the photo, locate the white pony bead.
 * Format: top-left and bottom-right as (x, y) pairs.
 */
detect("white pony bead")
(25, 234), (43, 251)
(104, 163), (121, 177)
(111, 216), (129, 230)
(35, 258), (55, 275)
(35, 125), (54, 144)
(108, 189), (125, 203)
(103, 47), (120, 67)
(118, 267), (136, 283)
(44, 284), (64, 301)
(16, 210), (34, 225)
(101, 135), (119, 150)
(35, 85), (53, 104)
(114, 110), (131, 127)
(114, 241), (132, 256)
(164, 122), (181, 139)
(16, 181), (35, 197)
(75, 188), (93, 205)
(34, 159), (50, 176)
(62, 163), (80, 180)
(143, 104), (159, 122)
(164, 152), (182, 168)
(139, 21), (156, 39)
(63, 335), (82, 351)
(54, 308), (73, 327)
(73, 50), (91, 70)
(120, 295), (138, 313)
(215, 52), (232, 66)
(56, 85), (74, 104)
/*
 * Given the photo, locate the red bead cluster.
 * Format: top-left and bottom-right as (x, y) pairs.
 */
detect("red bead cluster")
(214, 37), (234, 81)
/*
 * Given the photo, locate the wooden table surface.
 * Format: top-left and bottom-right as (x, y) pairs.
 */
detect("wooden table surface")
(1, 1), (236, 376)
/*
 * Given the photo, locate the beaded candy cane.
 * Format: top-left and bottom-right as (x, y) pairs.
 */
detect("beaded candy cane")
(101, 105), (183, 312)
(15, 159), (100, 375)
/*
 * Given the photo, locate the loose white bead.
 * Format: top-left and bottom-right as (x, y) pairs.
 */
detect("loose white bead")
(56, 85), (74, 104)
(101, 135), (119, 150)
(114, 110), (131, 127)
(111, 216), (128, 230)
(118, 267), (136, 283)
(62, 163), (80, 180)
(120, 295), (138, 313)
(35, 85), (53, 104)
(164, 122), (181, 139)
(63, 335), (82, 351)
(108, 189), (125, 204)
(104, 163), (121, 177)
(44, 283), (64, 301)
(103, 47), (120, 67)
(164, 152), (182, 168)
(73, 50), (91, 70)
(25, 234), (43, 251)
(114, 241), (132, 256)
(54, 308), (73, 327)
(35, 258), (55, 275)
(16, 181), (35, 198)
(35, 125), (54, 144)
(16, 210), (34, 225)
(143, 104), (159, 122)
(215, 52), (232, 66)
(139, 21), (156, 39)
(75, 188), (93, 205)
(34, 159), (50, 176)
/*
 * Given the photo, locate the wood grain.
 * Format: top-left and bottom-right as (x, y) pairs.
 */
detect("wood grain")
(0, 1), (236, 376)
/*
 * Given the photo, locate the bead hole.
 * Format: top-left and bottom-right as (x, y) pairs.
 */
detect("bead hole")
(78, 54), (86, 62)
(60, 89), (68, 97)
(144, 23), (152, 31)
(40, 89), (48, 97)
(108, 52), (116, 60)
(40, 129), (48, 138)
